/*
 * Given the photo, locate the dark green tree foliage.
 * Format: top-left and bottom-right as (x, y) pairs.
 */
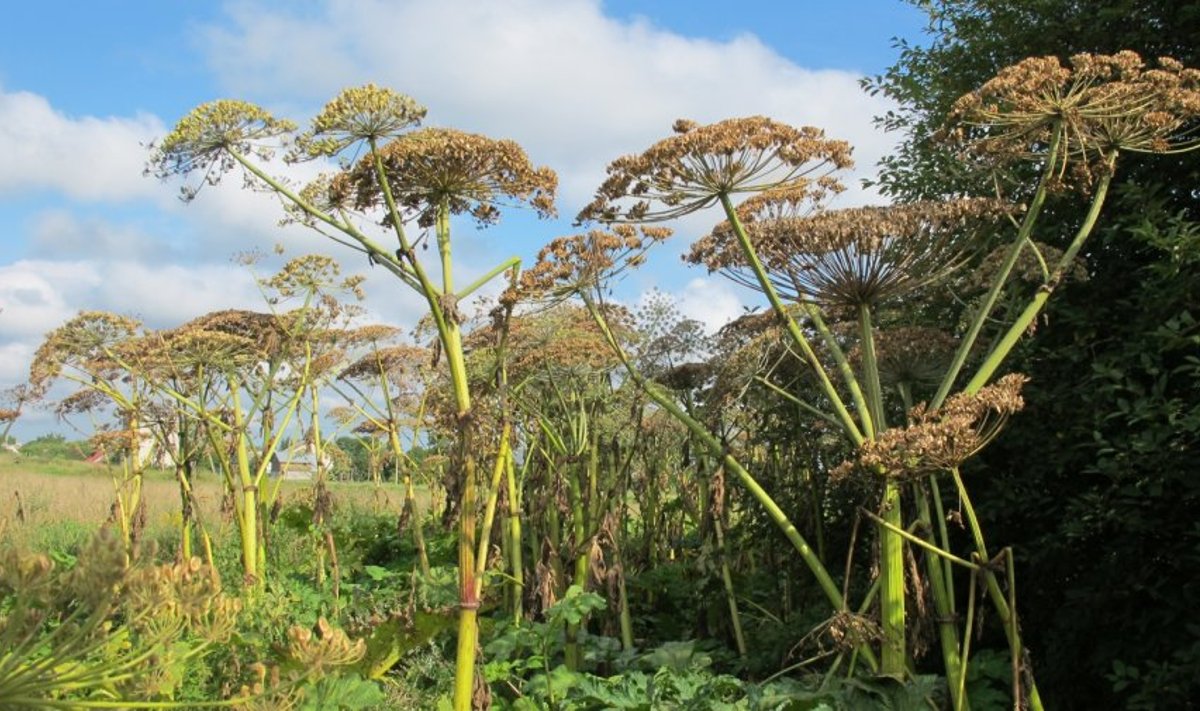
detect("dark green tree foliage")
(869, 2), (1200, 707)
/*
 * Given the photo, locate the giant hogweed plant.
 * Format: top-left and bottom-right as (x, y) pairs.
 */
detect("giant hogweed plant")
(0, 529), (378, 709)
(525, 52), (1200, 710)
(27, 256), (362, 589)
(28, 312), (161, 552)
(150, 85), (557, 711)
(335, 327), (435, 575)
(0, 529), (241, 708)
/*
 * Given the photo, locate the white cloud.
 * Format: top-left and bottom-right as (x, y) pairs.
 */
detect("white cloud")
(0, 341), (33, 385)
(0, 261), (102, 340)
(29, 211), (173, 261)
(0, 258), (263, 401)
(201, 0), (897, 213)
(96, 261), (262, 327)
(0, 88), (165, 202)
(675, 277), (750, 333)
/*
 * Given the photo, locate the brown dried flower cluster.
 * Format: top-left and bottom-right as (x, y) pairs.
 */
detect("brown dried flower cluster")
(339, 344), (429, 383)
(347, 127), (558, 226)
(520, 226), (672, 298)
(690, 198), (1010, 308)
(177, 309), (291, 358)
(285, 617), (366, 674)
(141, 327), (264, 375)
(282, 172), (359, 228)
(293, 84), (426, 158)
(29, 311), (142, 395)
(577, 117), (854, 223)
(944, 52), (1200, 186)
(831, 373), (1029, 481)
(496, 306), (625, 377)
(148, 100), (296, 191)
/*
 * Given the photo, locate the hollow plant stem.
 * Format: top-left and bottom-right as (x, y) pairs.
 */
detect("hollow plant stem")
(719, 194), (867, 443)
(963, 159), (1115, 395)
(581, 291), (879, 671)
(932, 127), (1064, 409)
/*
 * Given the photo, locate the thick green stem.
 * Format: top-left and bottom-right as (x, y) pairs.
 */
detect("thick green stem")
(878, 481), (906, 675)
(951, 468), (1043, 711)
(915, 486), (969, 711)
(857, 305), (887, 431)
(474, 425), (510, 599)
(564, 433), (593, 671)
(505, 443), (525, 624)
(232, 395), (259, 587)
(581, 293), (878, 671)
(453, 446), (479, 711)
(719, 194), (866, 444)
(963, 163), (1114, 395)
(713, 504), (747, 658)
(932, 128), (1064, 409)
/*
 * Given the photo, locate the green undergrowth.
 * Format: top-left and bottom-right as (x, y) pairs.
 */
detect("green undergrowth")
(2, 490), (1005, 709)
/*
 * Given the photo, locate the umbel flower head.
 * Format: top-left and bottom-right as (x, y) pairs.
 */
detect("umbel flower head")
(577, 117), (854, 223)
(520, 225), (672, 298)
(477, 306), (624, 379)
(943, 51), (1200, 188)
(339, 344), (429, 383)
(29, 311), (142, 395)
(832, 373), (1029, 481)
(347, 127), (558, 227)
(690, 197), (1010, 308)
(139, 327), (264, 375)
(148, 100), (296, 197)
(292, 84), (427, 159)
(964, 239), (1087, 292)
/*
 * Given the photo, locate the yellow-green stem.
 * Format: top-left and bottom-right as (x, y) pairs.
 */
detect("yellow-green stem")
(714, 507), (747, 658)
(719, 194), (866, 444)
(963, 161), (1114, 395)
(879, 480), (906, 675)
(582, 293), (878, 671)
(932, 128), (1064, 409)
(505, 442), (525, 624)
(474, 425), (511, 598)
(914, 485), (969, 710)
(858, 305), (887, 431)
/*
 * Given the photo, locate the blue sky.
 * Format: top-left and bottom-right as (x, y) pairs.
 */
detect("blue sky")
(0, 0), (928, 438)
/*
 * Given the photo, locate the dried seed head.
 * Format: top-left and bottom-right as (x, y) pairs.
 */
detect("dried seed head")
(850, 326), (958, 387)
(483, 305), (626, 378)
(348, 127), (558, 227)
(283, 172), (357, 227)
(29, 312), (142, 395)
(577, 116), (853, 223)
(690, 198), (1010, 308)
(339, 344), (429, 382)
(965, 240), (1087, 291)
(943, 52), (1200, 189)
(832, 373), (1030, 481)
(176, 309), (288, 358)
(520, 226), (672, 299)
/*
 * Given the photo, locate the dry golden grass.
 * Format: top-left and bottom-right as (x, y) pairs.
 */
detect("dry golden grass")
(0, 454), (412, 547)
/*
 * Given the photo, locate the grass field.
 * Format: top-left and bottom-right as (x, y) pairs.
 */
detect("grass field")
(0, 453), (415, 549)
